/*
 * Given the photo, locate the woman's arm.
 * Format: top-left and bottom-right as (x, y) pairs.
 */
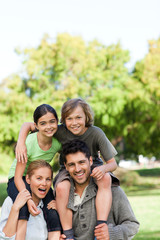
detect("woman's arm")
(14, 162), (40, 216)
(16, 122), (35, 163)
(2, 190), (31, 238)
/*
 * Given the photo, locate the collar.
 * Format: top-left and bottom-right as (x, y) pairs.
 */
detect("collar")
(68, 177), (97, 211)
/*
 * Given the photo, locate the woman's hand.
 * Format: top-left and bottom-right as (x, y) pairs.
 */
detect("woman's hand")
(13, 189), (31, 211)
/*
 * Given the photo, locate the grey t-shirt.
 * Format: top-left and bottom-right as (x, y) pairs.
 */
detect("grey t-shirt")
(54, 125), (117, 167)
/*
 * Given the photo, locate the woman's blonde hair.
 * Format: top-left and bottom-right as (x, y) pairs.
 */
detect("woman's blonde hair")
(60, 98), (94, 127)
(26, 160), (53, 179)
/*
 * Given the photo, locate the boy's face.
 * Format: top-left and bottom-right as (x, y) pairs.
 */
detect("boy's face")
(65, 151), (92, 187)
(65, 106), (87, 136)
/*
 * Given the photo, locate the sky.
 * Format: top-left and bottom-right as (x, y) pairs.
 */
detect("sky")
(0, 0), (160, 81)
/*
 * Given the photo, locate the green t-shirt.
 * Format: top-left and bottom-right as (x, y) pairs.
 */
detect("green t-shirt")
(8, 132), (61, 179)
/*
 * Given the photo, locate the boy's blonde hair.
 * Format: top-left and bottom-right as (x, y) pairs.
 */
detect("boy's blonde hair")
(60, 98), (94, 127)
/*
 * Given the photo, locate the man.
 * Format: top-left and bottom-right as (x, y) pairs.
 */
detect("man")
(60, 140), (139, 240)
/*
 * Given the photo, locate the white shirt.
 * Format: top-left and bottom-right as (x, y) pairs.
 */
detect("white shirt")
(0, 197), (48, 240)
(74, 186), (88, 207)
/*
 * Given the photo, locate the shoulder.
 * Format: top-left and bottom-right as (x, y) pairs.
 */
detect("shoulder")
(26, 132), (37, 144)
(87, 126), (105, 136)
(1, 197), (13, 216)
(111, 186), (129, 205)
(52, 137), (62, 149)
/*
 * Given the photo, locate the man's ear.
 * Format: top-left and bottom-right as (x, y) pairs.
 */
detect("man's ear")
(89, 156), (93, 166)
(26, 175), (31, 185)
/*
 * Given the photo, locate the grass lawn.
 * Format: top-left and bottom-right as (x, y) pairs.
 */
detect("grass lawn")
(0, 167), (160, 240)
(128, 188), (160, 240)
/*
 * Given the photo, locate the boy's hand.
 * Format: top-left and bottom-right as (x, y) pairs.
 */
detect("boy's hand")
(94, 223), (110, 240)
(27, 199), (40, 216)
(16, 142), (28, 163)
(90, 165), (106, 181)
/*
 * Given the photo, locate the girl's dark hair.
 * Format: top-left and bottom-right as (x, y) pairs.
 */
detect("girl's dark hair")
(60, 98), (94, 127)
(33, 104), (58, 124)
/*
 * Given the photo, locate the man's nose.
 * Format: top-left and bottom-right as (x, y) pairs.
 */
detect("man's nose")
(75, 164), (81, 172)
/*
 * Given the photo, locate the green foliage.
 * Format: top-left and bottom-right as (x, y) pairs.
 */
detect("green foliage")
(0, 33), (160, 161)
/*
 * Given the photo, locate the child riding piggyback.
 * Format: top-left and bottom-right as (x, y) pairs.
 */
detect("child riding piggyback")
(16, 98), (119, 240)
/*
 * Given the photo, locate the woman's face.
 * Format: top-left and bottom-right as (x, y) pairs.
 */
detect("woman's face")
(35, 112), (58, 138)
(65, 105), (87, 136)
(26, 167), (52, 203)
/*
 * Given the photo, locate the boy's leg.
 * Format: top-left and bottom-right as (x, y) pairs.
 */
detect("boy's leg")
(95, 173), (112, 223)
(56, 180), (74, 240)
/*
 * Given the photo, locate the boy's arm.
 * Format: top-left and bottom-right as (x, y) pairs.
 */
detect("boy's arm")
(16, 122), (35, 163)
(91, 158), (117, 180)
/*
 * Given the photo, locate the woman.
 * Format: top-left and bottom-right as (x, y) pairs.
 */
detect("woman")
(0, 160), (61, 240)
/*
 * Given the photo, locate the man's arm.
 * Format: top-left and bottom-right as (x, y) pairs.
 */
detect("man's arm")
(108, 187), (140, 240)
(16, 122), (35, 163)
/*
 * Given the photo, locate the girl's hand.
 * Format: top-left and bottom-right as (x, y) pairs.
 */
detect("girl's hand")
(13, 189), (31, 211)
(15, 142), (28, 163)
(90, 165), (106, 181)
(27, 199), (41, 216)
(47, 200), (57, 210)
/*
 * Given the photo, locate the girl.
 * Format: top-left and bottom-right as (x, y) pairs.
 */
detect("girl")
(0, 160), (61, 240)
(16, 98), (119, 240)
(7, 104), (62, 240)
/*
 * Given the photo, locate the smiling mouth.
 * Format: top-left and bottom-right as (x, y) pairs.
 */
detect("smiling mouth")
(38, 188), (47, 193)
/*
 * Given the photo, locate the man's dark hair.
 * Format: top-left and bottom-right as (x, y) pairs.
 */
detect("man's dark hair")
(62, 140), (91, 163)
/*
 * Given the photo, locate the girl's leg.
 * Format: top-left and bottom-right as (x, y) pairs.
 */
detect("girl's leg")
(96, 173), (112, 223)
(56, 180), (74, 239)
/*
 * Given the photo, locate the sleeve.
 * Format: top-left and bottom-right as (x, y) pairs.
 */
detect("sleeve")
(96, 127), (118, 161)
(0, 197), (16, 240)
(108, 187), (140, 240)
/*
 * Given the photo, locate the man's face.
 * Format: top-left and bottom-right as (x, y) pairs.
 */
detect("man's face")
(65, 151), (92, 187)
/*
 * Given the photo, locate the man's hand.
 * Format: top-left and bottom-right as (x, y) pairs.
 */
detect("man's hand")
(16, 141), (28, 163)
(27, 199), (41, 216)
(90, 165), (106, 181)
(94, 223), (110, 240)
(13, 189), (31, 211)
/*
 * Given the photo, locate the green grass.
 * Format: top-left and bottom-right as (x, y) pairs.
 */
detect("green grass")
(128, 188), (160, 240)
(1, 167), (160, 240)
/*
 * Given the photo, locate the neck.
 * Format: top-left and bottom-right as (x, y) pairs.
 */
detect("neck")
(37, 132), (52, 150)
(31, 194), (40, 206)
(74, 178), (90, 197)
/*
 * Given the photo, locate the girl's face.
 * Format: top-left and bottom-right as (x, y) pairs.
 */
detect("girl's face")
(35, 112), (58, 138)
(65, 105), (87, 136)
(26, 167), (52, 204)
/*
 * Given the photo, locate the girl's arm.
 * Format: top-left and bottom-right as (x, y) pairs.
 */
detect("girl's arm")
(2, 190), (31, 237)
(16, 122), (35, 163)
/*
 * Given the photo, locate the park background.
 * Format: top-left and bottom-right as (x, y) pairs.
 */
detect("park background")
(0, 0), (160, 239)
